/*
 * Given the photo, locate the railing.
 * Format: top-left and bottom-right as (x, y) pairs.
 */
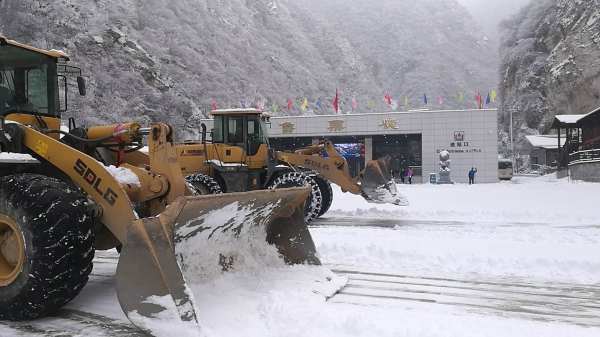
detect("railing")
(569, 149), (600, 165)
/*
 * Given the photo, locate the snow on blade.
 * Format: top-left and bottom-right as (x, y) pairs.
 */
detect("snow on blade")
(174, 199), (286, 282)
(172, 197), (347, 335)
(370, 185), (409, 206)
(104, 165), (141, 187)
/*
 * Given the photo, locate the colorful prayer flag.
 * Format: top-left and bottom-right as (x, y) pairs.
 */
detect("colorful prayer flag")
(333, 89), (339, 114)
(228, 102), (231, 109)
(316, 97), (322, 109)
(404, 94), (408, 106)
(476, 92), (482, 109)
(486, 93), (491, 107)
(273, 100), (278, 112)
(212, 102), (217, 110)
(385, 93), (391, 105)
(257, 100), (262, 110)
(301, 98), (308, 111)
(368, 96), (373, 109)
(423, 94), (428, 105)
(241, 101), (246, 109)
(491, 90), (497, 103)
(459, 92), (464, 101)
(439, 93), (443, 105)
(352, 96), (357, 109)
(287, 99), (293, 111)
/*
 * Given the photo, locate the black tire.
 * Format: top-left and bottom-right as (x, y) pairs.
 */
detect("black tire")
(313, 177), (333, 217)
(185, 174), (222, 195)
(0, 174), (94, 320)
(270, 172), (322, 223)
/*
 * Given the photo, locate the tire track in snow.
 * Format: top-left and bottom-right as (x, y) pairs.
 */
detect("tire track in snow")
(330, 269), (600, 328)
(0, 309), (146, 337)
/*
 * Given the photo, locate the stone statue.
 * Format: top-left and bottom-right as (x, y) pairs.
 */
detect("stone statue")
(437, 150), (455, 184)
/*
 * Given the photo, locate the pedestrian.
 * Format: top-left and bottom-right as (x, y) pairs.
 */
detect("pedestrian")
(400, 168), (406, 184)
(468, 167), (477, 185)
(407, 167), (413, 185)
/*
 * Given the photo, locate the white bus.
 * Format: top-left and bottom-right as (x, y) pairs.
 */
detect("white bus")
(498, 159), (513, 180)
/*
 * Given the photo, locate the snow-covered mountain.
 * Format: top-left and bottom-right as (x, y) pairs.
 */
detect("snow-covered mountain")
(498, 0), (600, 161)
(0, 0), (496, 135)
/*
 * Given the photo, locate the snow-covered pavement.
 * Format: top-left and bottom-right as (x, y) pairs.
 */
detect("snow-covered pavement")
(1, 175), (599, 336)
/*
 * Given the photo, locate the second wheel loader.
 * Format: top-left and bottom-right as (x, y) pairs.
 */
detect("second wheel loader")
(172, 109), (409, 223)
(0, 36), (341, 336)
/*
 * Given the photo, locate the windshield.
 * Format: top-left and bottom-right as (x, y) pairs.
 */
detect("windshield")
(0, 43), (60, 117)
(247, 115), (269, 155)
(498, 161), (513, 170)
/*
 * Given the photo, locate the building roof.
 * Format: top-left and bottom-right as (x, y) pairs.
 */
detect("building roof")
(521, 135), (565, 155)
(550, 114), (586, 129)
(577, 106), (600, 124)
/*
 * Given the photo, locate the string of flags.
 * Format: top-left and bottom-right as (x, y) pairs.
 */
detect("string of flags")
(209, 90), (498, 114)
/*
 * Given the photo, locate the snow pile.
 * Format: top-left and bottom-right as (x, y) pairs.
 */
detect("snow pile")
(127, 294), (206, 337)
(0, 152), (37, 162)
(104, 165), (141, 187)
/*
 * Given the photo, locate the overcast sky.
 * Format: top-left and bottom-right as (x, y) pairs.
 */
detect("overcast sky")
(455, 0), (531, 42)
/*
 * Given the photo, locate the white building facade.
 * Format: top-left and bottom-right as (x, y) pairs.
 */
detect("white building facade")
(202, 109), (499, 184)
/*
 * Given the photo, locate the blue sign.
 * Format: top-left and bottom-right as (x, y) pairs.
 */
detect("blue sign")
(429, 173), (437, 184)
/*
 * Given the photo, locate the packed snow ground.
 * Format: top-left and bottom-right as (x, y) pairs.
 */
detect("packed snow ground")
(327, 174), (600, 225)
(1, 175), (599, 336)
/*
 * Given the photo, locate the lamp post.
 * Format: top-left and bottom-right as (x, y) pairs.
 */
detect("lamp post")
(510, 109), (515, 173)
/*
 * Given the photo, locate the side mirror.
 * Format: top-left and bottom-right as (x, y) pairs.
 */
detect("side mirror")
(77, 76), (86, 96)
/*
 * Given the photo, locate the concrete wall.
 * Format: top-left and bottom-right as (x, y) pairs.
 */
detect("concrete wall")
(421, 110), (498, 184)
(569, 161), (600, 182)
(201, 109), (499, 184)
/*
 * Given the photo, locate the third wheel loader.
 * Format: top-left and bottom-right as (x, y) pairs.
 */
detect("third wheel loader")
(171, 109), (409, 223)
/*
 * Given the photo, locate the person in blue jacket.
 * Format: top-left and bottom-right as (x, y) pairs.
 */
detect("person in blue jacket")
(468, 167), (477, 185)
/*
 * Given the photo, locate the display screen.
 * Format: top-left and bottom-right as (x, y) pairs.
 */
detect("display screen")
(321, 143), (365, 158)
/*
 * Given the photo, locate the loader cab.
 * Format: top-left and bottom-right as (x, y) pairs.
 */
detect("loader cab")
(0, 35), (85, 132)
(211, 109), (270, 158)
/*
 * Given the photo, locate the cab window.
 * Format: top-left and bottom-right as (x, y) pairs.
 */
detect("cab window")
(227, 116), (244, 144)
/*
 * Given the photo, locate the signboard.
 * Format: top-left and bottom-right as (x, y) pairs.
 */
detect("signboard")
(327, 120), (346, 132)
(280, 122), (295, 134)
(321, 143), (365, 158)
(454, 131), (465, 141)
(380, 118), (399, 130)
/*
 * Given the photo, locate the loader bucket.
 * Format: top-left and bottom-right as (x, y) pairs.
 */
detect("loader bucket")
(115, 187), (324, 336)
(361, 157), (409, 206)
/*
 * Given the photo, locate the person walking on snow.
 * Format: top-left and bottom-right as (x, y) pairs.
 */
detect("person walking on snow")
(407, 167), (413, 185)
(400, 168), (406, 184)
(468, 167), (477, 185)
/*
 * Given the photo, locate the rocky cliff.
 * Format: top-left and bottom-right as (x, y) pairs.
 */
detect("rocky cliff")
(498, 0), (600, 160)
(1, 0), (496, 137)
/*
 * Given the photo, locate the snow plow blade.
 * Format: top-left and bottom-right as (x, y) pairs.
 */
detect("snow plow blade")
(115, 187), (319, 335)
(361, 157), (409, 206)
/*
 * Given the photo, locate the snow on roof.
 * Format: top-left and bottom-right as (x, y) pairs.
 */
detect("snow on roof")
(554, 114), (585, 124)
(525, 135), (565, 149)
(211, 108), (261, 114)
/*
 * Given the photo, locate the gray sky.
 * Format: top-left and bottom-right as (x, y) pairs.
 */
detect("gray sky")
(455, 0), (531, 42)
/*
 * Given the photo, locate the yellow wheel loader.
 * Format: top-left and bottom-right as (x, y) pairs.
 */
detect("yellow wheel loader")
(0, 36), (337, 335)
(169, 109), (408, 222)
